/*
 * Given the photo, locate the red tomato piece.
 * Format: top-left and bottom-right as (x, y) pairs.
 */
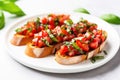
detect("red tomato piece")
(42, 30), (48, 37)
(90, 41), (98, 49)
(41, 17), (48, 24)
(60, 45), (68, 55)
(48, 25), (55, 29)
(61, 29), (69, 35)
(38, 40), (44, 47)
(82, 44), (89, 52)
(48, 17), (55, 26)
(76, 40), (82, 48)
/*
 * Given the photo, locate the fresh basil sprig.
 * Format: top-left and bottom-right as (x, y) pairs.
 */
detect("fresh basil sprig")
(74, 8), (90, 14)
(0, 0), (25, 30)
(100, 14), (120, 24)
(0, 10), (5, 29)
(0, 0), (25, 16)
(90, 56), (104, 63)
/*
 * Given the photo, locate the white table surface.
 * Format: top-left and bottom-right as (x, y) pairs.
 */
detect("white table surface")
(0, 0), (120, 80)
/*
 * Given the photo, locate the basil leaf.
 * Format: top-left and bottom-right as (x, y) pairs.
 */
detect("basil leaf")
(0, 0), (25, 16)
(7, 0), (18, 2)
(15, 28), (22, 33)
(64, 19), (73, 26)
(0, 11), (5, 29)
(100, 14), (120, 24)
(103, 50), (107, 55)
(90, 56), (104, 63)
(74, 8), (90, 14)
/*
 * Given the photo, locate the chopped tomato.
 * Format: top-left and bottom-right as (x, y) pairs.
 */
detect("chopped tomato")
(76, 40), (82, 48)
(59, 45), (68, 55)
(63, 36), (69, 41)
(48, 17), (55, 26)
(93, 37), (101, 43)
(28, 32), (34, 37)
(59, 15), (70, 25)
(61, 29), (69, 35)
(38, 26), (44, 31)
(77, 33), (84, 37)
(82, 44), (89, 52)
(68, 50), (76, 57)
(89, 26), (97, 31)
(45, 36), (52, 43)
(56, 36), (63, 42)
(69, 34), (75, 40)
(76, 40), (89, 51)
(90, 41), (98, 49)
(37, 40), (44, 47)
(41, 17), (48, 24)
(41, 30), (48, 37)
(48, 25), (55, 29)
(48, 14), (56, 18)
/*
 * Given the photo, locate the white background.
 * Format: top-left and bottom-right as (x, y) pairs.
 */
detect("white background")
(0, 0), (120, 80)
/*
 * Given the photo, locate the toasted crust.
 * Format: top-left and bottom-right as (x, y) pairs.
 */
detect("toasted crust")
(25, 43), (54, 58)
(55, 31), (107, 65)
(55, 51), (87, 65)
(11, 34), (33, 46)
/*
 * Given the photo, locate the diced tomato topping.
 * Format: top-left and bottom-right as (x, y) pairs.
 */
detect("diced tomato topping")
(39, 26), (44, 30)
(60, 45), (68, 55)
(77, 33), (84, 37)
(48, 25), (55, 29)
(48, 17), (55, 26)
(41, 30), (48, 37)
(56, 36), (63, 42)
(81, 44), (89, 52)
(48, 14), (56, 18)
(28, 32), (34, 37)
(90, 41), (98, 49)
(76, 40), (82, 48)
(69, 34), (75, 40)
(93, 37), (101, 43)
(61, 29), (69, 35)
(41, 17), (48, 24)
(37, 40), (44, 47)
(89, 26), (97, 31)
(59, 15), (70, 25)
(45, 36), (52, 43)
(76, 40), (89, 52)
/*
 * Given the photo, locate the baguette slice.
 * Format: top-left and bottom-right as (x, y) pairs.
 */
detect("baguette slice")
(55, 31), (107, 65)
(25, 43), (54, 58)
(11, 34), (33, 46)
(55, 52), (87, 65)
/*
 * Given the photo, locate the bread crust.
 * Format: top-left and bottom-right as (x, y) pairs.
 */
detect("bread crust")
(25, 43), (54, 58)
(11, 34), (33, 46)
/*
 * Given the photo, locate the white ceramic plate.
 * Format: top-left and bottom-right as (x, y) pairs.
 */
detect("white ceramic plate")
(4, 12), (120, 73)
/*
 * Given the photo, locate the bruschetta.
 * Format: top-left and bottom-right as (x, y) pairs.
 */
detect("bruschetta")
(11, 14), (71, 46)
(25, 18), (99, 58)
(55, 30), (107, 65)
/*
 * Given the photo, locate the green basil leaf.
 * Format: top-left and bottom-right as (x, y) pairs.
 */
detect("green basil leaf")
(100, 14), (120, 24)
(7, 0), (18, 2)
(90, 56), (104, 63)
(74, 8), (90, 14)
(0, 0), (25, 16)
(0, 11), (5, 29)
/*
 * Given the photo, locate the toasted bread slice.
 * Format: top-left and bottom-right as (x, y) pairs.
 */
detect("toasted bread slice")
(55, 31), (107, 65)
(55, 52), (87, 65)
(11, 34), (33, 46)
(25, 43), (54, 58)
